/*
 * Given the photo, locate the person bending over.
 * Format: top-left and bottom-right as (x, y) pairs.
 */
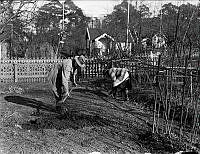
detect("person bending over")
(104, 67), (132, 101)
(48, 54), (73, 110)
(72, 49), (86, 86)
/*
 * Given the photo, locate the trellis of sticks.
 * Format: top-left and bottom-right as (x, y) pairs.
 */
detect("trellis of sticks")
(152, 52), (200, 149)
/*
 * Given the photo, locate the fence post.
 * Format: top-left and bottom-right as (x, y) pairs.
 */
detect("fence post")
(13, 61), (18, 82)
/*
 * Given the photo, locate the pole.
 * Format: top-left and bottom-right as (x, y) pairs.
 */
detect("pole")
(135, 0), (138, 10)
(126, 0), (130, 51)
(62, 2), (64, 30)
(160, 4), (162, 34)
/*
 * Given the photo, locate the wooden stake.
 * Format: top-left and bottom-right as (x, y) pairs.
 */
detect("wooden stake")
(168, 6), (180, 134)
(183, 40), (192, 129)
(153, 54), (161, 133)
(153, 87), (158, 133)
(179, 54), (189, 143)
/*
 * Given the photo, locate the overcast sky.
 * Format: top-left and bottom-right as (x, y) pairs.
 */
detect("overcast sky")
(73, 1), (120, 17)
(73, 0), (199, 17)
(36, 0), (199, 18)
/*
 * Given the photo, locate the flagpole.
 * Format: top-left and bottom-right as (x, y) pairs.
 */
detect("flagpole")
(126, 0), (130, 51)
(160, 2), (163, 34)
(62, 1), (65, 30)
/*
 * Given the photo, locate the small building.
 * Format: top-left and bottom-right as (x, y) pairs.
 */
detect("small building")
(85, 28), (115, 59)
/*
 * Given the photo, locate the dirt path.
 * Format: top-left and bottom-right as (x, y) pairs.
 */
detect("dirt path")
(0, 83), (175, 154)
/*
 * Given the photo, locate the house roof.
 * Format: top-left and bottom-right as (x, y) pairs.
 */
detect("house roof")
(86, 28), (134, 43)
(95, 33), (114, 41)
(86, 28), (115, 42)
(86, 28), (105, 41)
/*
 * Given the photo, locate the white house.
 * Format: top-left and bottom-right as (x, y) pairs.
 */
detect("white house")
(85, 28), (115, 58)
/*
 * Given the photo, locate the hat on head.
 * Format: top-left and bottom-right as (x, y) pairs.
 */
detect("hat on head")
(74, 55), (85, 67)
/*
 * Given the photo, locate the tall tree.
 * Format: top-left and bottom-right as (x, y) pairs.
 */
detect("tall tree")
(102, 0), (152, 56)
(0, 0), (38, 58)
(34, 0), (89, 56)
(178, 3), (199, 46)
(103, 1), (152, 40)
(159, 3), (179, 44)
(102, 0), (128, 42)
(157, 3), (199, 47)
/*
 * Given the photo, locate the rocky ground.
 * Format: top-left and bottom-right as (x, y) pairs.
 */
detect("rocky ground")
(0, 82), (198, 154)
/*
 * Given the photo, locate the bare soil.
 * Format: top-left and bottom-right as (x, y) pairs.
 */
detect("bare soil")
(0, 82), (194, 154)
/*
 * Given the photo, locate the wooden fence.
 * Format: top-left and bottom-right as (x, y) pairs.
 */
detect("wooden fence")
(0, 58), (110, 83)
(0, 58), (61, 83)
(0, 57), (198, 86)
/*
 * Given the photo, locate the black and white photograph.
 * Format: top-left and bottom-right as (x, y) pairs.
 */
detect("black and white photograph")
(0, 0), (200, 153)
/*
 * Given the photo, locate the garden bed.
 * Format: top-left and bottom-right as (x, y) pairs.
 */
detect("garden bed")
(0, 82), (199, 153)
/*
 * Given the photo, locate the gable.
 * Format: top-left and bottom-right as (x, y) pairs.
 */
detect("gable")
(86, 28), (104, 41)
(95, 33), (114, 41)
